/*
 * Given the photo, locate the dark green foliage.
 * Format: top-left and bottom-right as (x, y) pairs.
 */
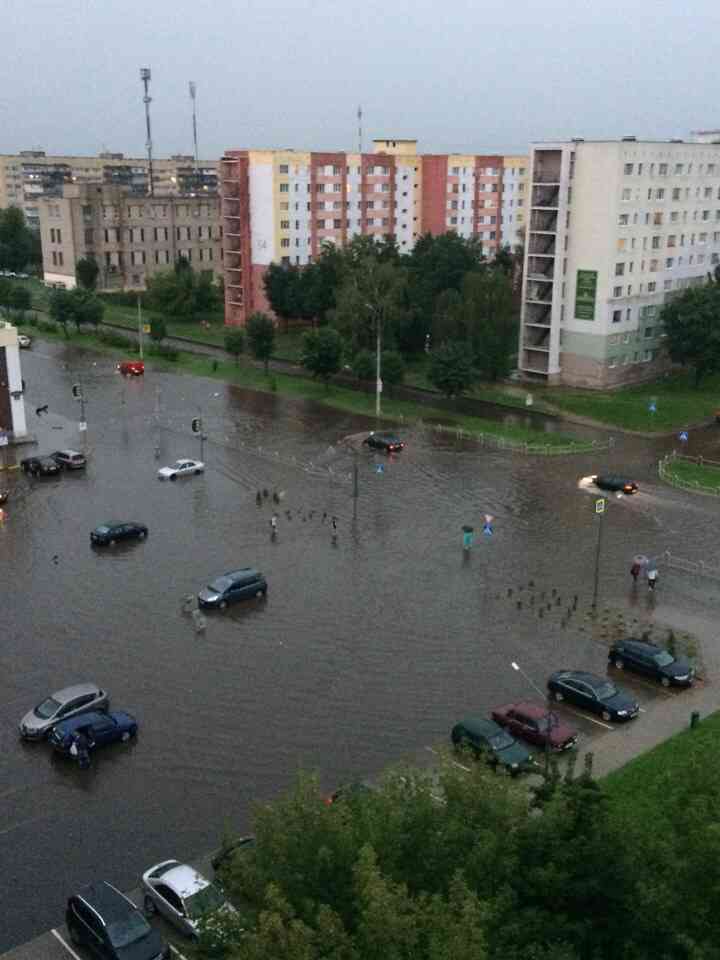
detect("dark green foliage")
(224, 328), (245, 364)
(149, 315), (167, 343)
(659, 282), (720, 385)
(245, 312), (276, 373)
(351, 349), (375, 381)
(75, 256), (100, 290)
(95, 328), (136, 350)
(48, 287), (104, 333)
(0, 207), (39, 272)
(301, 327), (343, 388)
(428, 341), (476, 397)
(9, 285), (32, 316)
(146, 342), (179, 361)
(381, 350), (405, 386)
(146, 263), (220, 322)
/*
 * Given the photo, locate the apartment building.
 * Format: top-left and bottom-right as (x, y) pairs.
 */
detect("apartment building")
(0, 322), (28, 440)
(0, 151), (218, 228)
(38, 183), (222, 291)
(501, 156), (529, 249)
(519, 138), (720, 388)
(220, 139), (504, 326)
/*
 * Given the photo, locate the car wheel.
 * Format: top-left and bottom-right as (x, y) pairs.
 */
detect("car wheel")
(121, 731), (131, 742)
(69, 924), (82, 946)
(256, 589), (264, 598)
(219, 600), (227, 611)
(601, 710), (612, 722)
(552, 691), (564, 702)
(137, 531), (146, 539)
(661, 677), (671, 688)
(195, 469), (202, 475)
(144, 894), (157, 916)
(613, 658), (624, 670)
(170, 474), (177, 481)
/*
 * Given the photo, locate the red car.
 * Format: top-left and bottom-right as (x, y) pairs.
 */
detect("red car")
(118, 359), (144, 376)
(491, 700), (578, 751)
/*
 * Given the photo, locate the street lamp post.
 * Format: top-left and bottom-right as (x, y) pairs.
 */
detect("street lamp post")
(72, 380), (87, 449)
(592, 497), (607, 611)
(511, 660), (554, 776)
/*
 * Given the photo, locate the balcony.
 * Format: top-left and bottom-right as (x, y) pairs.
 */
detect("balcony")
(525, 279), (554, 304)
(524, 303), (552, 326)
(528, 234), (556, 256)
(527, 258), (555, 282)
(531, 184), (560, 209)
(530, 210), (558, 232)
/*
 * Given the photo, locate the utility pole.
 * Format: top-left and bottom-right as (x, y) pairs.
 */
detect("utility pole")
(137, 295), (144, 360)
(189, 82), (199, 177)
(140, 68), (154, 197)
(511, 660), (554, 777)
(352, 446), (359, 521)
(592, 498), (607, 611)
(72, 380), (87, 449)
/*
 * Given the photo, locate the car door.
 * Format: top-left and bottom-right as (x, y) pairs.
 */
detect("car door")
(69, 900), (106, 956)
(574, 680), (600, 714)
(632, 648), (655, 678)
(152, 882), (188, 932)
(562, 679), (588, 710)
(88, 717), (116, 747)
(512, 710), (540, 745)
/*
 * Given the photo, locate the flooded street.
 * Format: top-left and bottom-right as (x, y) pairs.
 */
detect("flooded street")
(2, 342), (720, 949)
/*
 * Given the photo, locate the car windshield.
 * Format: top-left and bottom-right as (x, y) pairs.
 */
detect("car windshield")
(595, 681), (617, 699)
(654, 652), (675, 667)
(96, 526), (111, 534)
(208, 577), (232, 593)
(488, 731), (515, 750)
(106, 911), (151, 948)
(184, 883), (226, 920)
(34, 697), (61, 719)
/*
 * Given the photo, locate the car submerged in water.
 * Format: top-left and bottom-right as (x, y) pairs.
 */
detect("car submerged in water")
(593, 474), (639, 495)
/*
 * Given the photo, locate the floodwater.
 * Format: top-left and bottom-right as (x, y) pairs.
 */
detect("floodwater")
(1, 341), (720, 950)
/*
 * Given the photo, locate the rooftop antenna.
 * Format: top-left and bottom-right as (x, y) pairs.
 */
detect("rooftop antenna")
(357, 105), (363, 155)
(140, 68), (154, 196)
(189, 82), (199, 174)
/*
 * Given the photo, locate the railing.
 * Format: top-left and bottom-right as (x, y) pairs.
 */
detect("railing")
(658, 451), (720, 496)
(404, 420), (606, 456)
(661, 549), (720, 581)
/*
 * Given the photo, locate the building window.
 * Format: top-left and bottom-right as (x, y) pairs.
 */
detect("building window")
(280, 238), (290, 248)
(613, 285), (623, 297)
(624, 163), (634, 175)
(51, 251), (57, 265)
(279, 164), (289, 174)
(612, 309), (622, 323)
(656, 188), (665, 200)
(58, 252), (63, 266)
(622, 188), (631, 201)
(659, 163), (668, 175)
(647, 281), (656, 292)
(280, 220), (290, 229)
(615, 262), (625, 276)
(279, 183), (289, 193)
(618, 213), (629, 225)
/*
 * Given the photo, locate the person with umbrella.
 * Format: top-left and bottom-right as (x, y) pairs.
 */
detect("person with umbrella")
(631, 554), (648, 585)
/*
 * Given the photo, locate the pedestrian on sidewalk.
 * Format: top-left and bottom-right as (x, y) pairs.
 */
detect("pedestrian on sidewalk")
(647, 566), (658, 591)
(630, 560), (641, 584)
(270, 514), (278, 539)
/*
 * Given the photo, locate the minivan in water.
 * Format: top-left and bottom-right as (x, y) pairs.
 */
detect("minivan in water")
(198, 568), (267, 610)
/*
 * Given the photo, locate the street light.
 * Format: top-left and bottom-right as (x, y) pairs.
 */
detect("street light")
(510, 660), (555, 776)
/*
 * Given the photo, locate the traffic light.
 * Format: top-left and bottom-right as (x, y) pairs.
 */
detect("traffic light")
(72, 384), (82, 398)
(191, 417), (202, 433)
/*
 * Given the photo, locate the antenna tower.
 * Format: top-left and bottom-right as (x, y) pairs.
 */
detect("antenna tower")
(189, 82), (199, 174)
(357, 105), (363, 155)
(140, 68), (154, 196)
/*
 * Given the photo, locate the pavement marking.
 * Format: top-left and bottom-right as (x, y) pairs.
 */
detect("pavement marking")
(425, 745), (472, 773)
(169, 943), (190, 960)
(562, 707), (614, 730)
(51, 928), (83, 960)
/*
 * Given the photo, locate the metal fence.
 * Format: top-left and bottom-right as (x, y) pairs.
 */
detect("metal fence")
(414, 419), (605, 456)
(658, 451), (720, 496)
(661, 549), (720, 581)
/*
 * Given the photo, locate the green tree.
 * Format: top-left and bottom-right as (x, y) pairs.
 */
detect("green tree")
(224, 328), (245, 364)
(659, 283), (720, 385)
(381, 350), (405, 387)
(0, 207), (38, 272)
(331, 258), (407, 356)
(464, 269), (516, 381)
(75, 257), (100, 290)
(0, 277), (12, 314)
(150, 315), (167, 343)
(351, 349), (375, 381)
(73, 289), (104, 330)
(146, 263), (219, 323)
(48, 287), (74, 336)
(301, 327), (343, 388)
(428, 341), (475, 398)
(246, 312), (276, 373)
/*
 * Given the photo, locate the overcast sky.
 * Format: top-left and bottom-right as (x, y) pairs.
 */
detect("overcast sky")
(1, 0), (718, 161)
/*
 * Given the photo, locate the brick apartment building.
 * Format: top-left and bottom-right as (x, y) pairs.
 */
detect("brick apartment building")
(220, 139), (520, 326)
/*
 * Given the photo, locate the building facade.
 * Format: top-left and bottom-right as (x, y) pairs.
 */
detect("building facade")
(220, 139), (505, 326)
(38, 183), (223, 291)
(0, 322), (28, 440)
(519, 138), (720, 388)
(501, 156), (529, 249)
(0, 151), (218, 229)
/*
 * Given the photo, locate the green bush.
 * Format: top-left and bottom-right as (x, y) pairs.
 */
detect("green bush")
(96, 328), (136, 350)
(27, 315), (39, 327)
(36, 320), (59, 334)
(352, 349), (375, 380)
(97, 291), (142, 308)
(147, 343), (179, 361)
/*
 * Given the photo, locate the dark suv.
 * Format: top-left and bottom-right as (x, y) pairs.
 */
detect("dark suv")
(609, 639), (695, 687)
(20, 455), (61, 477)
(66, 881), (169, 960)
(198, 568), (268, 609)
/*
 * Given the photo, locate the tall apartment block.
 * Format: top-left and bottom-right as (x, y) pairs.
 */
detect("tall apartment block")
(519, 138), (720, 388)
(220, 139), (510, 325)
(501, 156), (528, 249)
(38, 183), (222, 291)
(0, 151), (218, 228)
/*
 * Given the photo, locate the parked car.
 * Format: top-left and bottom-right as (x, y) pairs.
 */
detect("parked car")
(91, 521), (148, 546)
(17, 334), (31, 348)
(158, 458), (204, 480)
(363, 431), (404, 453)
(66, 881), (169, 960)
(547, 670), (639, 722)
(51, 449), (87, 470)
(19, 682), (108, 740)
(451, 717), (533, 774)
(609, 638), (695, 687)
(141, 860), (236, 937)
(593, 474), (638, 494)
(20, 455), (61, 477)
(198, 568), (267, 610)
(212, 835), (256, 875)
(491, 700), (578, 751)
(118, 359), (145, 376)
(49, 709), (138, 755)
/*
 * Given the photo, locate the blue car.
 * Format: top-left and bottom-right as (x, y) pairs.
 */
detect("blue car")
(49, 710), (138, 755)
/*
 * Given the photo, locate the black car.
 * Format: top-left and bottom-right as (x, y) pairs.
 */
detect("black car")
(20, 455), (61, 477)
(451, 717), (533, 774)
(609, 639), (695, 688)
(363, 431), (404, 453)
(198, 568), (267, 609)
(594, 474), (638, 494)
(66, 881), (169, 960)
(90, 522), (148, 546)
(547, 670), (639, 722)
(51, 449), (87, 470)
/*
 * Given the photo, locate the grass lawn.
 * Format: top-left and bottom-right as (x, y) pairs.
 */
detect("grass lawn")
(19, 318), (590, 452)
(539, 371), (720, 432)
(604, 710), (720, 812)
(662, 457), (720, 493)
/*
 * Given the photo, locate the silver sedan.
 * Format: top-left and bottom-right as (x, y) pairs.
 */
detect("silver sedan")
(141, 860), (235, 937)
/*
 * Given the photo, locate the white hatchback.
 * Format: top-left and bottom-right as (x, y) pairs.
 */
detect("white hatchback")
(157, 458), (204, 480)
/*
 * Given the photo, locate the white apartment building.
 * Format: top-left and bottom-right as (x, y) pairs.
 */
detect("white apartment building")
(501, 155), (528, 249)
(519, 138), (720, 388)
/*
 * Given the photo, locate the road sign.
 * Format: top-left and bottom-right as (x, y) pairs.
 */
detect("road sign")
(679, 430), (689, 442)
(375, 463), (384, 474)
(525, 393), (534, 407)
(648, 401), (657, 414)
(595, 498), (606, 514)
(78, 422), (87, 432)
(143, 324), (151, 334)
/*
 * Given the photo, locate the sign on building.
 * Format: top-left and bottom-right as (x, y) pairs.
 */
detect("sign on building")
(575, 269), (598, 321)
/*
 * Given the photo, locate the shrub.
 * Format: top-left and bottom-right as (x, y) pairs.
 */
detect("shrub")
(352, 349), (375, 380)
(95, 328), (136, 350)
(37, 320), (59, 334)
(147, 343), (179, 361)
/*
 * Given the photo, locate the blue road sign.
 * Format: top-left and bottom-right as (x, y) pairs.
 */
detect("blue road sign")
(648, 401), (657, 414)
(679, 431), (689, 442)
(483, 513), (494, 536)
(375, 463), (385, 474)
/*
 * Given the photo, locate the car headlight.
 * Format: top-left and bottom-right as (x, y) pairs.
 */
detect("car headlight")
(510, 763), (519, 769)
(616, 710), (628, 716)
(675, 674), (689, 681)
